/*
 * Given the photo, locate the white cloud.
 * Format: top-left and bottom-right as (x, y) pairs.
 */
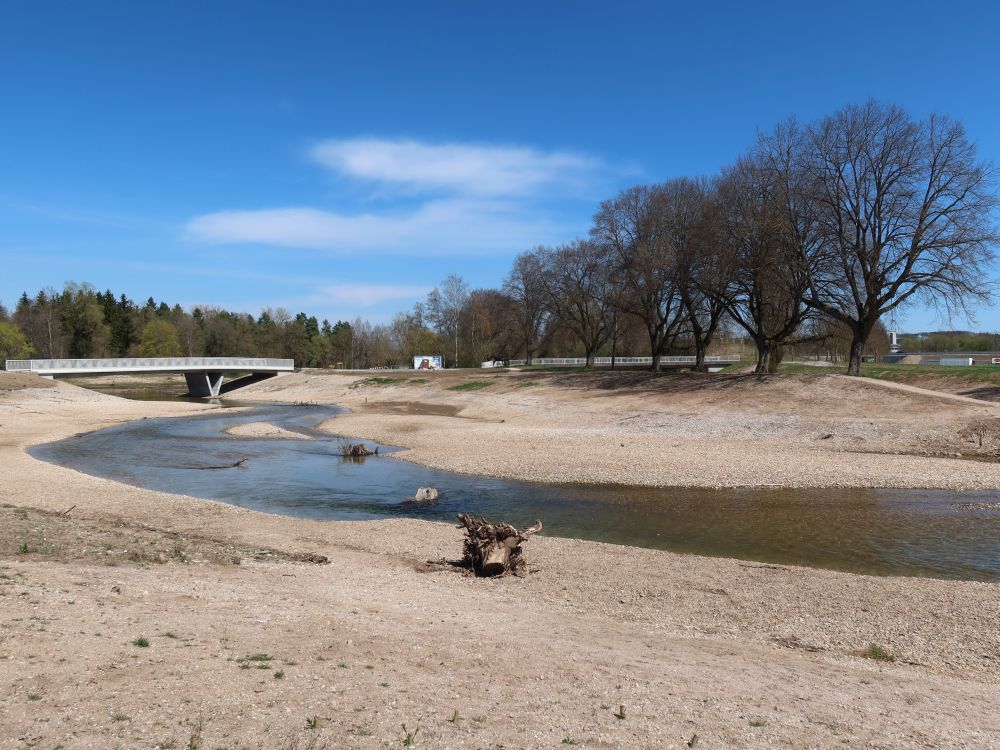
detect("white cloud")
(318, 283), (431, 307)
(310, 137), (600, 196)
(186, 136), (603, 255)
(186, 198), (566, 255)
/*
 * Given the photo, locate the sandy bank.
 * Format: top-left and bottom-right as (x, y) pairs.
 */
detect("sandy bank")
(1, 372), (998, 748)
(240, 368), (1000, 490)
(223, 421), (312, 440)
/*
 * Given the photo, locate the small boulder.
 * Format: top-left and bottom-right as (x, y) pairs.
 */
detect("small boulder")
(413, 487), (438, 502)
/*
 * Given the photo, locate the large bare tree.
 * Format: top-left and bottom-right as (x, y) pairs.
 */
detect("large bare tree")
(502, 249), (548, 364)
(803, 101), (998, 375)
(716, 123), (818, 373)
(536, 240), (615, 367)
(591, 185), (686, 371)
(667, 178), (728, 371)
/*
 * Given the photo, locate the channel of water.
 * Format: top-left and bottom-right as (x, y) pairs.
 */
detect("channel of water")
(30, 400), (1000, 581)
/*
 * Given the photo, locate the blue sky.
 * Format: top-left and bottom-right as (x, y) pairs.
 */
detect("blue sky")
(2, 0), (999, 331)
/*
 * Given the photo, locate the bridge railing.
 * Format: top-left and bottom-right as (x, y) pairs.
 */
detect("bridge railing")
(4, 357), (294, 372)
(506, 355), (742, 367)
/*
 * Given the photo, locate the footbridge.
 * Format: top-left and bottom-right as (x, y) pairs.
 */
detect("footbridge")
(3, 357), (295, 397)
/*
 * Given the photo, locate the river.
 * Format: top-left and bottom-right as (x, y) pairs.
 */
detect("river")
(30, 401), (1000, 581)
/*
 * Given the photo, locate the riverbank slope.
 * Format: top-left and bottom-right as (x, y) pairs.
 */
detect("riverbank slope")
(1, 371), (998, 749)
(243, 367), (1000, 489)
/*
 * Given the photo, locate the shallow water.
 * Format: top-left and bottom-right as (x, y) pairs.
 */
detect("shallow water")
(31, 403), (1000, 581)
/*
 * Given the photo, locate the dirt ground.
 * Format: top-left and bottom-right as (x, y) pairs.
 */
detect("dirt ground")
(1, 370), (999, 749)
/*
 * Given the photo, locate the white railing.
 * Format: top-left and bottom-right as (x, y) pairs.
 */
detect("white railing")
(506, 355), (741, 367)
(4, 357), (295, 373)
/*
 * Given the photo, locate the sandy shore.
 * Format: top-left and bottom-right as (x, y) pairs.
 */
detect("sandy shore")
(224, 421), (312, 440)
(248, 368), (1000, 490)
(2, 371), (999, 749)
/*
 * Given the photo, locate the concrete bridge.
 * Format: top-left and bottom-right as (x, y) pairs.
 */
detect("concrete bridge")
(3, 357), (295, 397)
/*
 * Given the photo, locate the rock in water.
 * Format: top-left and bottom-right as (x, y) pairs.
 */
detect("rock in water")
(414, 487), (438, 502)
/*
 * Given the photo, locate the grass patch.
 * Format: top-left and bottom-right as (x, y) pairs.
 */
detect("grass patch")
(236, 653), (273, 669)
(408, 378), (428, 384)
(718, 359), (752, 372)
(773, 360), (1000, 388)
(518, 365), (592, 372)
(862, 643), (895, 662)
(775, 362), (843, 375)
(400, 723), (419, 746)
(861, 362), (1000, 384)
(446, 381), (491, 391)
(132, 637), (150, 648)
(352, 376), (406, 387)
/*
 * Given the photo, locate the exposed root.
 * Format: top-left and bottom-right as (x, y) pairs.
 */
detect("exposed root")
(457, 513), (542, 577)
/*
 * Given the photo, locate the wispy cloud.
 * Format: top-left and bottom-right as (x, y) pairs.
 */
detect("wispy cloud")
(187, 198), (567, 255)
(185, 136), (603, 255)
(310, 138), (599, 196)
(315, 283), (431, 307)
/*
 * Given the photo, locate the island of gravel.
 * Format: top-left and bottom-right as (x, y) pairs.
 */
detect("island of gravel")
(2, 367), (998, 749)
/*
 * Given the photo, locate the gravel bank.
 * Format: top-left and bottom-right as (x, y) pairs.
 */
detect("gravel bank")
(223, 421), (312, 440)
(241, 369), (1000, 490)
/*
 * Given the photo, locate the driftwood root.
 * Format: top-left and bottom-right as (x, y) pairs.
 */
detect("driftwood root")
(457, 513), (542, 577)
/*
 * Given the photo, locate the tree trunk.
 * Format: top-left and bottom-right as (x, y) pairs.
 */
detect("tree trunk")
(847, 329), (866, 376)
(585, 349), (596, 368)
(694, 338), (707, 372)
(754, 337), (770, 374)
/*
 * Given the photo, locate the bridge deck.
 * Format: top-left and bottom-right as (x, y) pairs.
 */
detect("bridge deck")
(4, 357), (294, 376)
(4, 358), (295, 397)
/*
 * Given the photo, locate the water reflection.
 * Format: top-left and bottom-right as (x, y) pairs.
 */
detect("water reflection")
(30, 403), (1000, 581)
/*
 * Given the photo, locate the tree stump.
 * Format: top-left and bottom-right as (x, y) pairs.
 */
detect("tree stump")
(457, 513), (542, 577)
(338, 441), (377, 458)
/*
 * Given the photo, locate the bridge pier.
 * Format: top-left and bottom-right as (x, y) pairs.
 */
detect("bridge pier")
(184, 371), (224, 398)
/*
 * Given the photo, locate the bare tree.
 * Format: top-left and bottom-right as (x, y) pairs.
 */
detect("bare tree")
(591, 185), (686, 370)
(802, 101), (998, 375)
(716, 124), (818, 373)
(462, 288), (519, 365)
(426, 274), (470, 368)
(503, 250), (548, 364)
(667, 178), (728, 371)
(536, 240), (615, 367)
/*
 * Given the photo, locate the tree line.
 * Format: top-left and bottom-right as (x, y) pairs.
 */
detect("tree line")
(371, 100), (999, 376)
(0, 283), (357, 367)
(500, 100), (997, 375)
(2, 101), (996, 375)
